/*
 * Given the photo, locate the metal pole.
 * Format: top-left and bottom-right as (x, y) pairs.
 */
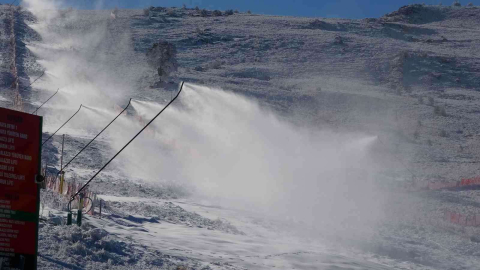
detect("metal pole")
(77, 193), (83, 226)
(42, 104), (82, 146)
(68, 82), (184, 204)
(32, 88), (59, 115)
(60, 134), (65, 171)
(67, 212), (72, 225)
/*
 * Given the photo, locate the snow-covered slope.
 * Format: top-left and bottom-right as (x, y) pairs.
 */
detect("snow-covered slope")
(1, 2), (480, 269)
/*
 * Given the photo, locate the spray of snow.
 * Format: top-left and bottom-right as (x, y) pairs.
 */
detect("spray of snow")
(24, 0), (387, 242)
(127, 84), (385, 240)
(23, 0), (144, 130)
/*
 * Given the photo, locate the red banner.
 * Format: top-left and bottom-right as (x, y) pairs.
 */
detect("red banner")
(444, 211), (480, 227)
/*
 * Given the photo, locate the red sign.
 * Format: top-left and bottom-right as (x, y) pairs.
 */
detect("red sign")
(0, 107), (42, 270)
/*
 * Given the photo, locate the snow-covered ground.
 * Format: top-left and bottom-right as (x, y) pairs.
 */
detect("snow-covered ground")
(2, 1), (480, 269)
(39, 192), (428, 270)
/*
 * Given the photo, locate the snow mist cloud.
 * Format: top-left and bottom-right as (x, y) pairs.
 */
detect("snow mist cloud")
(23, 0), (146, 133)
(128, 84), (385, 241)
(24, 0), (387, 243)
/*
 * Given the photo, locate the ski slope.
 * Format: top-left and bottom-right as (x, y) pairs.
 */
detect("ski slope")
(1, 1), (480, 269)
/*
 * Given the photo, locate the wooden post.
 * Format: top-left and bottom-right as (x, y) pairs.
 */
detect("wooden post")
(59, 173), (64, 194)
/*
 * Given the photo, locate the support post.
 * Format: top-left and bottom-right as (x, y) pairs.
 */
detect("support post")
(77, 210), (82, 226)
(59, 172), (64, 194)
(60, 134), (64, 171)
(67, 212), (72, 225)
(59, 135), (66, 194)
(77, 193), (83, 226)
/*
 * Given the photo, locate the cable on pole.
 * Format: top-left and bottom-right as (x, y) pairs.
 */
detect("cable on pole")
(55, 99), (132, 178)
(68, 82), (184, 205)
(42, 104), (83, 146)
(32, 88), (59, 115)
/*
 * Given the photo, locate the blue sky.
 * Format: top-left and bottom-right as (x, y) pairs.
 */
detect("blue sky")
(2, 0), (480, 19)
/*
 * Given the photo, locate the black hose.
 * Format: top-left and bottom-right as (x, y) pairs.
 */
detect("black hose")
(68, 82), (184, 204)
(42, 104), (83, 146)
(32, 88), (59, 115)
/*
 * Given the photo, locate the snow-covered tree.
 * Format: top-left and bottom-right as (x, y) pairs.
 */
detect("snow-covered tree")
(143, 8), (150, 17)
(146, 41), (178, 81)
(110, 7), (119, 19)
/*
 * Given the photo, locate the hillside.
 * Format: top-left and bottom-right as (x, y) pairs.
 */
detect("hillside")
(1, 3), (480, 270)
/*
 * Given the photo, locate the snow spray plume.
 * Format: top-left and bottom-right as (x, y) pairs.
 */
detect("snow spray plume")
(80, 105), (109, 115)
(55, 98), (131, 176)
(22, 0), (66, 21)
(25, 70), (46, 88)
(23, 0), (145, 134)
(32, 88), (59, 114)
(125, 83), (385, 242)
(81, 105), (96, 111)
(42, 104), (82, 146)
(25, 0), (388, 245)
